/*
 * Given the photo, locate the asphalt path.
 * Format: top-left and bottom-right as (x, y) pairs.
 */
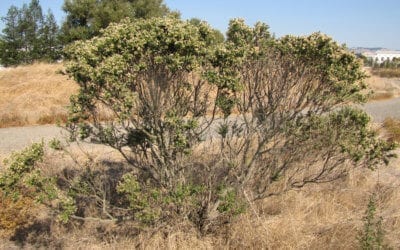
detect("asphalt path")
(1, 97), (400, 157)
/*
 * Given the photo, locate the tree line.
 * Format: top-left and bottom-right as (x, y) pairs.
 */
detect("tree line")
(0, 0), (59, 65)
(0, 0), (181, 66)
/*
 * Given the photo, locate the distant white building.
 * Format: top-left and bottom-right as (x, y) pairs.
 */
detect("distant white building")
(362, 50), (400, 63)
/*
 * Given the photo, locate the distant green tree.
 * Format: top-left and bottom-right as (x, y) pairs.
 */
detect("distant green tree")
(0, 5), (23, 66)
(41, 10), (61, 61)
(21, 0), (44, 61)
(0, 0), (61, 66)
(60, 0), (171, 44)
(128, 0), (170, 19)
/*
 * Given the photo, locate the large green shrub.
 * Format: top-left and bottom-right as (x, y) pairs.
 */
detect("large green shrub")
(64, 17), (396, 231)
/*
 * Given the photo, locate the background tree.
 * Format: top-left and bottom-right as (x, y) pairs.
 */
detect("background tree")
(60, 0), (171, 44)
(0, 6), (23, 66)
(20, 0), (44, 61)
(0, 0), (61, 66)
(41, 10), (61, 61)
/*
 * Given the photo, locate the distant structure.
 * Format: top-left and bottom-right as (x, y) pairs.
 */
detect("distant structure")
(362, 50), (400, 63)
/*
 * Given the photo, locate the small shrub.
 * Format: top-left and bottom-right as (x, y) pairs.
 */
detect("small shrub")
(1, 142), (45, 197)
(117, 173), (201, 225)
(57, 197), (77, 224)
(0, 143), (45, 237)
(358, 194), (388, 249)
(0, 143), (76, 237)
(48, 138), (63, 150)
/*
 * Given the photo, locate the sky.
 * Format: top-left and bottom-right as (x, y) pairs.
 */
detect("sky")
(0, 0), (399, 50)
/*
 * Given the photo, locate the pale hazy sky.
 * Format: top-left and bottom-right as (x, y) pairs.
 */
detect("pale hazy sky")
(1, 0), (399, 49)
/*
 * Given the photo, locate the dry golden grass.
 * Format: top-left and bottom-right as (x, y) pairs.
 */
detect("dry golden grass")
(364, 69), (400, 101)
(371, 68), (400, 78)
(382, 117), (400, 143)
(2, 145), (399, 249)
(0, 63), (78, 128)
(225, 164), (400, 249)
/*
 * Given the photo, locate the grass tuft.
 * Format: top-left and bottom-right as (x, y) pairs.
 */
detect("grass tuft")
(383, 117), (400, 143)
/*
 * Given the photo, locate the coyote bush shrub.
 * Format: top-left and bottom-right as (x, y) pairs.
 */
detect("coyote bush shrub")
(64, 17), (396, 231)
(0, 143), (45, 236)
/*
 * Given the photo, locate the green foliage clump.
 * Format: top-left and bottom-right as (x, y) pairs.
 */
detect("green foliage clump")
(0, 142), (77, 236)
(49, 138), (63, 150)
(217, 187), (246, 216)
(1, 142), (45, 197)
(358, 194), (388, 249)
(0, 143), (46, 236)
(117, 173), (161, 224)
(117, 173), (222, 226)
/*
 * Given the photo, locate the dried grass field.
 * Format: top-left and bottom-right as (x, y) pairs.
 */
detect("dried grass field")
(0, 63), (78, 128)
(365, 68), (400, 101)
(0, 63), (400, 249)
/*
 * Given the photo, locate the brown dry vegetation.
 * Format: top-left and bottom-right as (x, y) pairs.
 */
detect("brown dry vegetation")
(0, 63), (78, 128)
(382, 117), (400, 143)
(1, 144), (399, 249)
(371, 68), (400, 78)
(364, 68), (400, 101)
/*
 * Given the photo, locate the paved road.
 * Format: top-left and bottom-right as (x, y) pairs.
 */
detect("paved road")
(362, 97), (400, 123)
(0, 125), (66, 158)
(1, 97), (400, 157)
